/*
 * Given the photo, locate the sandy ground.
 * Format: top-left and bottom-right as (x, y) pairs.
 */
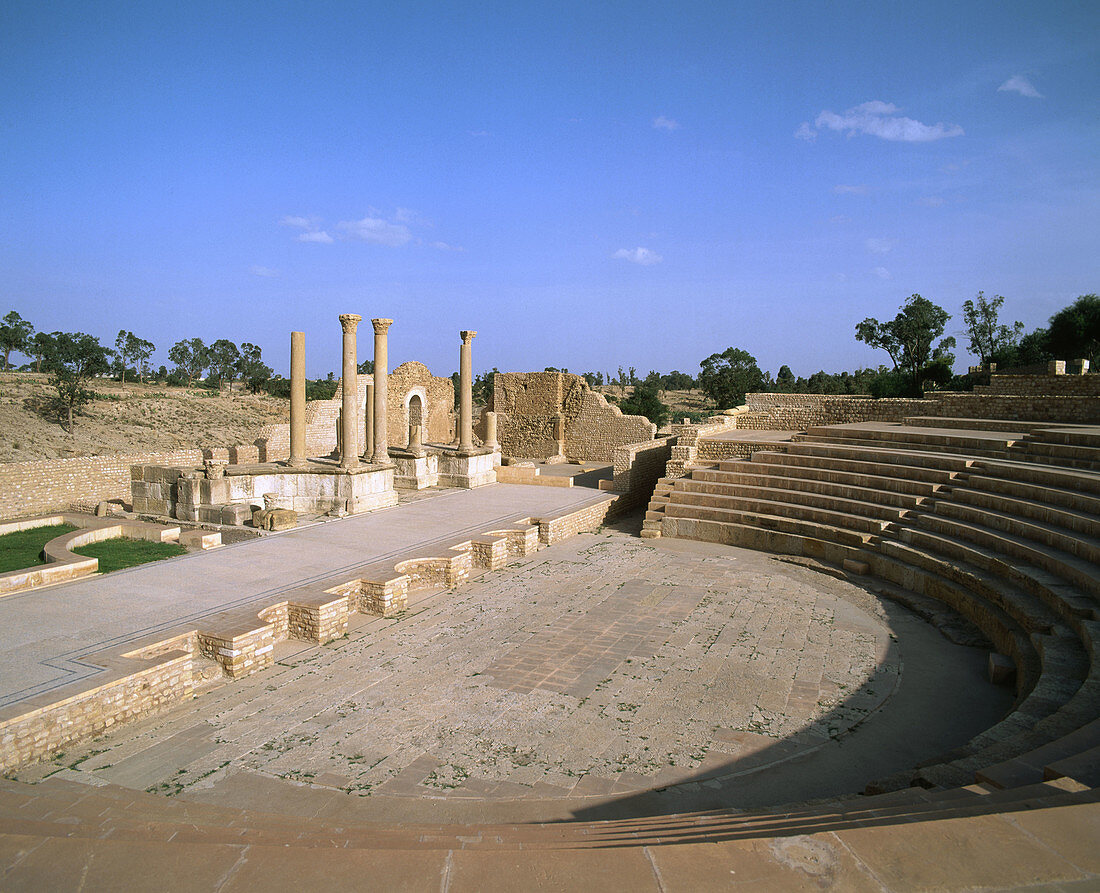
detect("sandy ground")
(0, 373), (289, 463)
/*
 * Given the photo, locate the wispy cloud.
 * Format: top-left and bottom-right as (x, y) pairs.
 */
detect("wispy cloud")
(431, 241), (464, 252)
(281, 215), (331, 243)
(865, 238), (893, 255)
(250, 265), (279, 278)
(338, 216), (413, 247)
(612, 247), (663, 266)
(804, 101), (963, 143)
(794, 121), (816, 142)
(652, 115), (679, 131)
(833, 184), (869, 195)
(874, 266), (892, 280)
(998, 75), (1042, 98)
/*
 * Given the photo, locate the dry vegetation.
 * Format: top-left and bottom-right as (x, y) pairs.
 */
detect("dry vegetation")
(0, 373), (288, 463)
(595, 386), (714, 421)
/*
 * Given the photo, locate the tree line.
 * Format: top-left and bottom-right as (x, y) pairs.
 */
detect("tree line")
(0, 313), (287, 431)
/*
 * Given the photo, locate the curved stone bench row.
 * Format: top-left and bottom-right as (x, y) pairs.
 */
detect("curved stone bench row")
(0, 496), (617, 772)
(651, 423), (1100, 795)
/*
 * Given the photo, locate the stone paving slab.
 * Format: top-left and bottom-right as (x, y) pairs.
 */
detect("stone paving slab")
(0, 484), (611, 709)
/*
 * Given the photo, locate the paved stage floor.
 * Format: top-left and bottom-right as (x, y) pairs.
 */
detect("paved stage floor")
(15, 520), (1013, 823)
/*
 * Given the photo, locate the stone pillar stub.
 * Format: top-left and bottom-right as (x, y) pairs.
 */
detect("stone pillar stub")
(484, 410), (498, 449)
(371, 319), (393, 464)
(362, 381), (375, 460)
(288, 331), (307, 467)
(459, 330), (477, 451)
(339, 314), (361, 469)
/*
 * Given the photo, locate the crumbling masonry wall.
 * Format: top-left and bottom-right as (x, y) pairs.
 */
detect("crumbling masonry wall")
(485, 372), (655, 462)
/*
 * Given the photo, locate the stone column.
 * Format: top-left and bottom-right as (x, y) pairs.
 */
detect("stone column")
(459, 330), (477, 451)
(339, 314), (361, 469)
(288, 331), (306, 467)
(362, 381), (375, 461)
(371, 319), (393, 464)
(483, 411), (498, 449)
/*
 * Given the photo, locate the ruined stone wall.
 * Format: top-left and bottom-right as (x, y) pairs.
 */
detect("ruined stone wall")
(982, 373), (1100, 397)
(611, 438), (673, 509)
(488, 372), (655, 461)
(0, 449), (205, 521)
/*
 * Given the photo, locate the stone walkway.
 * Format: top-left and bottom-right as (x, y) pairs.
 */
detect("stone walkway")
(0, 484), (612, 710)
(23, 527), (1012, 824)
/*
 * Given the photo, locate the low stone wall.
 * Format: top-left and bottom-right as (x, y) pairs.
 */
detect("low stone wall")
(696, 439), (789, 462)
(983, 372), (1099, 397)
(735, 395), (932, 430)
(611, 438), (673, 509)
(0, 449), (204, 522)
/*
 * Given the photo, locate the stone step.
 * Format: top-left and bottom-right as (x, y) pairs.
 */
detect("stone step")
(894, 526), (1100, 627)
(971, 458), (1100, 498)
(665, 491), (892, 536)
(692, 466), (932, 510)
(977, 718), (1100, 790)
(962, 473), (1100, 520)
(802, 423), (1020, 451)
(913, 513), (1100, 600)
(794, 432), (1014, 461)
(781, 439), (978, 474)
(903, 417), (1059, 433)
(747, 448), (957, 487)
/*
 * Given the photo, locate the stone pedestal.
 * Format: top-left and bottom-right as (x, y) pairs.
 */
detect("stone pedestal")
(438, 447), (499, 488)
(391, 451), (441, 490)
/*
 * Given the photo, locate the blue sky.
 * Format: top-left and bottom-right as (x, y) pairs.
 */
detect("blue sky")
(2, 1), (1097, 379)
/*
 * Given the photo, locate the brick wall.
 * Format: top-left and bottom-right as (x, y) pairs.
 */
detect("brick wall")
(0, 449), (205, 521)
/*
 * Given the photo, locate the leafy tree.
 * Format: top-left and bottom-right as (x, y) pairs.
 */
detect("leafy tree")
(1, 311), (34, 371)
(207, 339), (241, 392)
(962, 292), (1024, 365)
(473, 368), (497, 406)
(29, 331), (53, 373)
(616, 366), (627, 395)
(775, 365), (796, 391)
(698, 347), (766, 408)
(168, 337), (208, 386)
(40, 332), (110, 431)
(628, 366), (638, 385)
(357, 359), (375, 375)
(1046, 294), (1100, 365)
(855, 294), (956, 396)
(661, 370), (695, 391)
(237, 342), (273, 393)
(619, 381), (669, 427)
(113, 330), (133, 383)
(130, 334), (155, 383)
(582, 371), (599, 388)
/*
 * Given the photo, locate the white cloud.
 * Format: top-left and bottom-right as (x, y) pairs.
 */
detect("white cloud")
(865, 237), (893, 254)
(794, 121), (816, 142)
(280, 215), (315, 229)
(917, 196), (945, 208)
(250, 265), (279, 278)
(833, 184), (869, 195)
(338, 216), (413, 247)
(612, 247), (663, 266)
(298, 230), (334, 244)
(431, 241), (464, 252)
(874, 266), (892, 280)
(653, 115), (679, 131)
(998, 75), (1042, 98)
(808, 100), (963, 142)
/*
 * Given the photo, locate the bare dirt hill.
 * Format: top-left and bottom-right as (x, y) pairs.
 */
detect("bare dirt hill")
(0, 373), (289, 463)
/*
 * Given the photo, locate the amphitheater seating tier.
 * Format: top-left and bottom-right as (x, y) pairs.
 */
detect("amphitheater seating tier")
(653, 417), (1100, 798)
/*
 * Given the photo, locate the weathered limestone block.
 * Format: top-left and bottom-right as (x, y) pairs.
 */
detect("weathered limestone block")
(252, 507), (298, 530)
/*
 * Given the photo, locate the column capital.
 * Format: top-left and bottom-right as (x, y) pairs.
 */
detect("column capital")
(372, 318), (394, 335)
(460, 330), (477, 344)
(339, 314), (362, 334)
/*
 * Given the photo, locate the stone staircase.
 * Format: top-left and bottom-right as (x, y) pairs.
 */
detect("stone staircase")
(651, 420), (1100, 797)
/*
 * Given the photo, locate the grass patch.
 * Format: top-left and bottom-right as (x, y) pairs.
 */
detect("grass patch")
(0, 524), (77, 573)
(72, 538), (187, 574)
